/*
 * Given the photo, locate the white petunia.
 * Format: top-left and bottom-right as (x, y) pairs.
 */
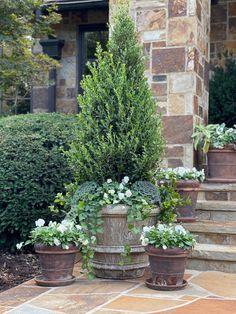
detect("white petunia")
(108, 189), (115, 195)
(175, 225), (186, 234)
(141, 237), (149, 246)
(107, 179), (112, 183)
(54, 238), (61, 246)
(104, 193), (109, 199)
(122, 176), (129, 184)
(64, 245), (69, 250)
(157, 224), (165, 232)
(125, 190), (132, 198)
(113, 199), (119, 204)
(57, 224), (67, 233)
(162, 245), (167, 250)
(16, 242), (24, 250)
(76, 224), (82, 230)
(119, 183), (124, 190)
(48, 221), (57, 227)
(118, 192), (125, 200)
(35, 218), (45, 227)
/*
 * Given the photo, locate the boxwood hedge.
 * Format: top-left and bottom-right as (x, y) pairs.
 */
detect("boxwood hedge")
(0, 113), (76, 249)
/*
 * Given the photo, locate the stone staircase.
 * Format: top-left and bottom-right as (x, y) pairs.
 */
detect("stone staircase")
(185, 183), (236, 273)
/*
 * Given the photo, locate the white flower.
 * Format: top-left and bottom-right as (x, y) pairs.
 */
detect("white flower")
(141, 237), (149, 246)
(104, 193), (109, 199)
(119, 183), (124, 190)
(118, 192), (125, 200)
(113, 199), (119, 204)
(157, 224), (165, 232)
(162, 245), (167, 250)
(16, 242), (24, 250)
(76, 224), (82, 230)
(61, 220), (74, 229)
(91, 236), (96, 243)
(64, 245), (69, 250)
(125, 190), (132, 198)
(35, 218), (45, 227)
(57, 224), (67, 233)
(53, 238), (61, 246)
(175, 225), (186, 234)
(108, 189), (115, 195)
(107, 179), (112, 184)
(122, 176), (129, 184)
(49, 221), (57, 227)
(82, 239), (89, 246)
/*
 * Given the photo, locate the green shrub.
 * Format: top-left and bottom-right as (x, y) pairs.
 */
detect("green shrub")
(67, 3), (164, 184)
(209, 55), (236, 127)
(0, 113), (76, 249)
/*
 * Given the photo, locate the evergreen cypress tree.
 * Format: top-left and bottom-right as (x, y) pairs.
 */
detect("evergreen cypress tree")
(67, 1), (164, 184)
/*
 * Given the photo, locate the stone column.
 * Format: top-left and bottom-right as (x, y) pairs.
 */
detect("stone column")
(111, 0), (211, 168)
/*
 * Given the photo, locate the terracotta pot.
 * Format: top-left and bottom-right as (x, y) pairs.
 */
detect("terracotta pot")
(34, 244), (79, 286)
(145, 245), (190, 291)
(207, 145), (236, 183)
(176, 180), (200, 223)
(92, 205), (159, 280)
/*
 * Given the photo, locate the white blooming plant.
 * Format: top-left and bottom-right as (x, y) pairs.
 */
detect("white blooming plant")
(17, 219), (85, 250)
(140, 223), (196, 250)
(158, 167), (205, 183)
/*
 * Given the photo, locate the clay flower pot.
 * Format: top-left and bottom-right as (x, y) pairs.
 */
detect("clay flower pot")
(35, 244), (79, 287)
(176, 180), (200, 222)
(207, 144), (236, 183)
(145, 245), (190, 291)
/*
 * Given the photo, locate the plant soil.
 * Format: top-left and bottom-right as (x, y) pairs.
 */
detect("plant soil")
(0, 249), (40, 293)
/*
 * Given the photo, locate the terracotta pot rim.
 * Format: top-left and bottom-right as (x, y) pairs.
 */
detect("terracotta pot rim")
(208, 144), (236, 153)
(35, 244), (80, 254)
(145, 245), (191, 254)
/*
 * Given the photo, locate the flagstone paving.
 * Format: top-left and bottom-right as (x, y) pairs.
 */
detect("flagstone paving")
(1, 263), (236, 314)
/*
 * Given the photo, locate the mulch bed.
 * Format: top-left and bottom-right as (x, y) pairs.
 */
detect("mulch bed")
(0, 249), (40, 293)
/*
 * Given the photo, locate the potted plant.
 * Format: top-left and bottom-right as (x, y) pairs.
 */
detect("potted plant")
(192, 123), (236, 182)
(157, 167), (205, 222)
(141, 223), (196, 291)
(53, 178), (160, 279)
(17, 218), (83, 286)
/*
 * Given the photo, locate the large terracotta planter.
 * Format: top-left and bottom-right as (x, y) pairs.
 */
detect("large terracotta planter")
(145, 245), (190, 291)
(207, 145), (236, 183)
(92, 205), (159, 280)
(35, 244), (79, 287)
(176, 180), (200, 223)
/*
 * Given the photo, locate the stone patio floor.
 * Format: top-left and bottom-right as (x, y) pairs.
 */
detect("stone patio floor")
(1, 263), (236, 314)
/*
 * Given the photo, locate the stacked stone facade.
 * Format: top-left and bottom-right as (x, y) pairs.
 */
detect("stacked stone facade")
(211, 0), (236, 66)
(128, 0), (210, 168)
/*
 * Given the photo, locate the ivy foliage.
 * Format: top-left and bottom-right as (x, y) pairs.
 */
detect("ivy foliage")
(66, 1), (164, 184)
(0, 113), (76, 249)
(209, 54), (236, 127)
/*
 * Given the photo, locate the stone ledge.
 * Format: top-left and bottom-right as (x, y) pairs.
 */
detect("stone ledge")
(183, 220), (236, 234)
(196, 201), (236, 211)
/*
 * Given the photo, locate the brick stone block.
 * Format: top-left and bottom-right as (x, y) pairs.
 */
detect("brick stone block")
(163, 115), (193, 144)
(168, 0), (187, 17)
(229, 17), (236, 40)
(168, 158), (183, 167)
(168, 17), (196, 46)
(168, 94), (185, 115)
(152, 83), (167, 96)
(205, 192), (228, 201)
(152, 48), (185, 73)
(137, 9), (166, 32)
(166, 146), (184, 158)
(211, 4), (227, 23)
(229, 3), (236, 16)
(169, 73), (194, 94)
(211, 23), (227, 41)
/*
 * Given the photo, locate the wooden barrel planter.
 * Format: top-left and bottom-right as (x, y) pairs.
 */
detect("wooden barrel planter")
(92, 205), (159, 279)
(145, 246), (190, 291)
(176, 180), (200, 223)
(35, 244), (79, 287)
(207, 145), (236, 183)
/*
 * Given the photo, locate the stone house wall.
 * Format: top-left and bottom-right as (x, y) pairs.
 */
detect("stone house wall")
(211, 0), (236, 67)
(129, 0), (210, 168)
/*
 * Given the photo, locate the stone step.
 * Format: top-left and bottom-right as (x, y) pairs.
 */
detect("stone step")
(198, 183), (236, 202)
(183, 221), (236, 246)
(196, 201), (236, 221)
(187, 243), (236, 273)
